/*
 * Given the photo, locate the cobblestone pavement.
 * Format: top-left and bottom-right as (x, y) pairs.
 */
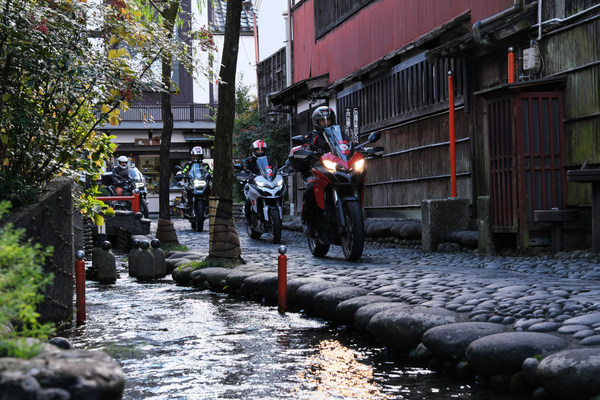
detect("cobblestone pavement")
(163, 217), (600, 346)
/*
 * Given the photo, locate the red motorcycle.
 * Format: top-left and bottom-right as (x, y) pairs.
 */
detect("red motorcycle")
(290, 125), (383, 261)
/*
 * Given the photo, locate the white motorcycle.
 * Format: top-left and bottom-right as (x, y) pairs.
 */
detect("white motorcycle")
(235, 156), (287, 244)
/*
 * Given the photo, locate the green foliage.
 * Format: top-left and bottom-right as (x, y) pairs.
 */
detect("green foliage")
(0, 201), (55, 358)
(0, 173), (40, 207)
(0, 0), (216, 221)
(178, 259), (232, 270)
(161, 243), (189, 253)
(232, 91), (290, 168)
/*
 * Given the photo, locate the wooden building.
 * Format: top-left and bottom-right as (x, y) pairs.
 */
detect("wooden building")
(270, 0), (600, 251)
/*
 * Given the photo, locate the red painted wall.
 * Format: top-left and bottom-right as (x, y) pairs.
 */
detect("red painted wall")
(292, 0), (518, 84)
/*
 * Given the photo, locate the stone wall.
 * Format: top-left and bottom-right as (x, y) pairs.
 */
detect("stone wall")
(5, 178), (77, 323)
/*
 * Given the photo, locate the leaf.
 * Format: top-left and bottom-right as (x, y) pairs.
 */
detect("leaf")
(108, 48), (130, 60)
(94, 214), (104, 226)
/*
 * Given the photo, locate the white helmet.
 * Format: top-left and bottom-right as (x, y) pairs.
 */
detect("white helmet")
(251, 140), (267, 157)
(117, 155), (129, 170)
(191, 146), (204, 162)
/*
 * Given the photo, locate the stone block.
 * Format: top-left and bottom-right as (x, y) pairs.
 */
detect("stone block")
(421, 198), (470, 251)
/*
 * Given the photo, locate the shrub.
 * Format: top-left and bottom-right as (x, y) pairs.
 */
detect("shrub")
(0, 201), (55, 358)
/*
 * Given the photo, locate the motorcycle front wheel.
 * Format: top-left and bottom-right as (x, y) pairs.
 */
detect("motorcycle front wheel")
(246, 219), (262, 239)
(340, 201), (365, 261)
(308, 235), (329, 258)
(195, 199), (205, 232)
(268, 208), (282, 244)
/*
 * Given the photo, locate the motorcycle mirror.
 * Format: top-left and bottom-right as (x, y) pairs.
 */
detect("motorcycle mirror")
(233, 163), (242, 171)
(174, 165), (183, 171)
(291, 135), (306, 146)
(368, 131), (381, 143)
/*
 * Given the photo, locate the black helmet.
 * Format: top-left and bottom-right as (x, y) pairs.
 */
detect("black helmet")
(311, 106), (336, 132)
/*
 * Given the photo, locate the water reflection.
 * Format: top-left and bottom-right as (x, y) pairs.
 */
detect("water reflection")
(298, 339), (386, 399)
(61, 258), (523, 399)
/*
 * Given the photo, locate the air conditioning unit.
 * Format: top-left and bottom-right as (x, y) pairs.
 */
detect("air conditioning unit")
(523, 47), (540, 72)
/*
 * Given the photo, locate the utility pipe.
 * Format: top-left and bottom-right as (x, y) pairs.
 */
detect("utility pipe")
(473, 0), (522, 46)
(448, 71), (457, 198)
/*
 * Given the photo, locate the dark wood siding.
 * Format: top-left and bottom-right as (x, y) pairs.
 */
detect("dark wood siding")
(363, 110), (471, 212)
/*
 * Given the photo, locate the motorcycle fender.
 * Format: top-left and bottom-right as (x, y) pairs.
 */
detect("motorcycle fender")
(335, 196), (360, 231)
(312, 178), (328, 210)
(267, 204), (282, 220)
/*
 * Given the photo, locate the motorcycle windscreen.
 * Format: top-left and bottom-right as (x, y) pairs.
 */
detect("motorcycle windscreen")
(128, 167), (144, 181)
(188, 163), (209, 179)
(255, 156), (276, 181)
(322, 125), (353, 162)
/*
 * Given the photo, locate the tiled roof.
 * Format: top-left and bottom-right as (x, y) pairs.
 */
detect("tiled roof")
(210, 0), (256, 34)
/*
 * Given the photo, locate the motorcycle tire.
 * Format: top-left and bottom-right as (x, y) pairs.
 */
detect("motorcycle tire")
(140, 199), (149, 219)
(269, 209), (282, 244)
(195, 199), (205, 232)
(308, 235), (329, 258)
(340, 201), (365, 261)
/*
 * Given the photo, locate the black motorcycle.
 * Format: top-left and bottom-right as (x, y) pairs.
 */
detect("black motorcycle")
(175, 163), (212, 232)
(104, 166), (150, 218)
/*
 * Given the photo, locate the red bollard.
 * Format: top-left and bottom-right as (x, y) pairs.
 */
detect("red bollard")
(277, 246), (287, 314)
(508, 47), (515, 84)
(75, 250), (86, 325)
(132, 192), (140, 213)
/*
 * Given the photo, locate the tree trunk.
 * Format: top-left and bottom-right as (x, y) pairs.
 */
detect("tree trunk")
(158, 1), (179, 222)
(208, 0), (243, 262)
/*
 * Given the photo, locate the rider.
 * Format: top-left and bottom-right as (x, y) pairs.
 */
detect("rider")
(179, 146), (212, 208)
(182, 146), (212, 174)
(243, 140), (268, 175)
(299, 106), (336, 237)
(112, 155), (130, 195)
(242, 140), (269, 222)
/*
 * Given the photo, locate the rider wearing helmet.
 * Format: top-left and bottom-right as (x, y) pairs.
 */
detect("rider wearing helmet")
(112, 155), (130, 195)
(182, 146), (212, 174)
(244, 140), (268, 175)
(178, 146), (212, 209)
(296, 106), (337, 237)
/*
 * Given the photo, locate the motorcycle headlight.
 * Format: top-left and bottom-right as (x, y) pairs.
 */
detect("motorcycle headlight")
(275, 176), (284, 187)
(256, 180), (265, 188)
(322, 159), (337, 173)
(193, 179), (207, 188)
(353, 159), (365, 172)
(135, 182), (145, 189)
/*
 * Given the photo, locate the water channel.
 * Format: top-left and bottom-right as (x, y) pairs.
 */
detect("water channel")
(60, 224), (525, 399)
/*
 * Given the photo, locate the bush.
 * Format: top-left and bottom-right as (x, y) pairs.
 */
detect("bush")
(0, 201), (55, 358)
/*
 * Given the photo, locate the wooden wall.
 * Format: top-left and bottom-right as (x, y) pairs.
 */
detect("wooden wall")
(364, 109), (472, 215)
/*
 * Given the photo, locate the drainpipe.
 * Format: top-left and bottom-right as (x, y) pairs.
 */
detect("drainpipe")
(538, 0), (542, 40)
(534, 1), (600, 40)
(473, 0), (522, 45)
(284, 0), (293, 86)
